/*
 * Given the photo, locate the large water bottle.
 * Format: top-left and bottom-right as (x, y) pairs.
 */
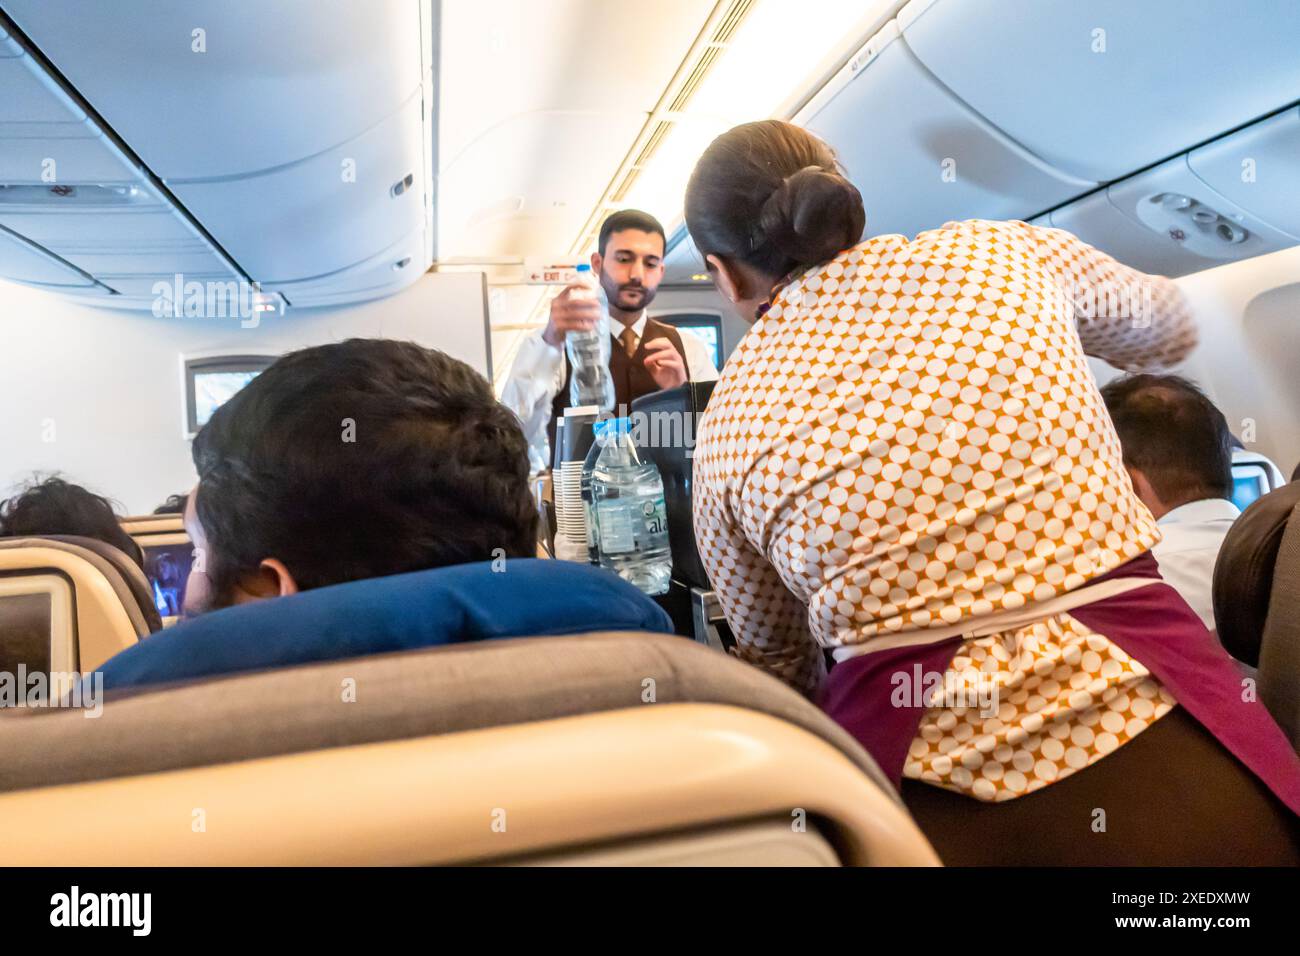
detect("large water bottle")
(587, 417), (672, 595)
(564, 263), (615, 412)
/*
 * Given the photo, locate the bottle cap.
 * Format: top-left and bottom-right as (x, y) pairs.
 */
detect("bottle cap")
(592, 416), (630, 439)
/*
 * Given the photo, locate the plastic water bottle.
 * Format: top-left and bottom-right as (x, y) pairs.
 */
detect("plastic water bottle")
(564, 263), (615, 412)
(587, 417), (672, 595)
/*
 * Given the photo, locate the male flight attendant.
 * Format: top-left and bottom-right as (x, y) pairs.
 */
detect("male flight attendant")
(501, 209), (719, 469)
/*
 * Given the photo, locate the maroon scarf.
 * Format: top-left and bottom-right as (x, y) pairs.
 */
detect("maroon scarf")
(820, 551), (1300, 815)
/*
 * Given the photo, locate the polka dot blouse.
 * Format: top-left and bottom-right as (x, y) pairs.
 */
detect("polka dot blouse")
(693, 219), (1197, 800)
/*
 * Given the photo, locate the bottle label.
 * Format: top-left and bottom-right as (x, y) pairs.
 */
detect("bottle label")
(596, 501), (636, 554)
(641, 498), (667, 537)
(584, 499), (597, 551)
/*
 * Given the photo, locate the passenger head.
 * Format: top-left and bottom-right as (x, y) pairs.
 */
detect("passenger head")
(1100, 373), (1233, 519)
(593, 209), (666, 315)
(152, 493), (188, 515)
(685, 120), (865, 321)
(0, 475), (144, 568)
(183, 339), (537, 616)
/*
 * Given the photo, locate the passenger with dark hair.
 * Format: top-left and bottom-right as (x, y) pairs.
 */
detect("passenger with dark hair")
(0, 475), (144, 568)
(1101, 373), (1237, 632)
(686, 119), (1300, 863)
(181, 338), (538, 615)
(152, 493), (189, 515)
(501, 208), (719, 468)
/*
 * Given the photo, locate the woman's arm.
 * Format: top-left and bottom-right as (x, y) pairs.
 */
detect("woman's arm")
(980, 219), (1198, 371)
(693, 466), (824, 695)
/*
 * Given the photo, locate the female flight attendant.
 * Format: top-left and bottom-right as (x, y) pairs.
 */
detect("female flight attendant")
(686, 120), (1300, 864)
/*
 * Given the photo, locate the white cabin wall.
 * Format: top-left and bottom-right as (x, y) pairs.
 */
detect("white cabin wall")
(0, 272), (490, 515)
(1173, 246), (1300, 476)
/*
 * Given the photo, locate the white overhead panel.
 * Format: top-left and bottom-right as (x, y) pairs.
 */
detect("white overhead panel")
(898, 0), (1300, 183)
(1188, 106), (1300, 241)
(170, 88), (428, 285)
(265, 228), (428, 309)
(798, 20), (1094, 240)
(0, 44), (138, 185)
(1107, 157), (1297, 265)
(0, 181), (237, 282)
(0, 22), (242, 305)
(1, 0), (435, 307)
(1047, 191), (1227, 280)
(0, 0), (425, 181)
(0, 222), (96, 288)
(1048, 152), (1298, 279)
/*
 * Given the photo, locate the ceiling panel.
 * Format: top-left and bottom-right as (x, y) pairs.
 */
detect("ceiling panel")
(900, 0), (1300, 182)
(169, 88), (428, 283)
(1189, 106), (1300, 241)
(802, 21), (1093, 239)
(438, 0), (715, 261)
(1, 0), (424, 179)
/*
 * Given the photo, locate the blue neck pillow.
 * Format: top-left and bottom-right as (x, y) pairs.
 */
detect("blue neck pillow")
(95, 559), (674, 692)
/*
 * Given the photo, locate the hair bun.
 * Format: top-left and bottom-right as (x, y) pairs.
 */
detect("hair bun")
(756, 165), (866, 267)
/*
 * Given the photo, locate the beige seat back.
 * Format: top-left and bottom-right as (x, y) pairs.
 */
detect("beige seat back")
(0, 536), (160, 672)
(120, 514), (186, 538)
(0, 632), (939, 866)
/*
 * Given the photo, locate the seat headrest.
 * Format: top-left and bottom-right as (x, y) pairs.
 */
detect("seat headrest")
(95, 558), (674, 692)
(0, 535), (162, 636)
(1212, 481), (1300, 665)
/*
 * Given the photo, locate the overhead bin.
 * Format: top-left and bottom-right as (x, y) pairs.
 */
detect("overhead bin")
(1188, 106), (1300, 240)
(899, 0), (1300, 183)
(1, 0), (434, 309)
(0, 182), (238, 279)
(263, 228), (427, 308)
(1046, 151), (1297, 278)
(167, 89), (428, 284)
(92, 274), (240, 299)
(798, 20), (1094, 241)
(0, 48), (137, 185)
(0, 223), (96, 288)
(0, 0), (425, 180)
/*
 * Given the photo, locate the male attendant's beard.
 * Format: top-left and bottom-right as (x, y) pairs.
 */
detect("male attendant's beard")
(600, 274), (656, 313)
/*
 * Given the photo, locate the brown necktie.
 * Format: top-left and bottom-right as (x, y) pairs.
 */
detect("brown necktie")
(619, 327), (638, 358)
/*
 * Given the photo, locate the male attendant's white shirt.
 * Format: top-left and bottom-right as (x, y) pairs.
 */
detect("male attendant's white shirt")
(1152, 497), (1241, 633)
(500, 310), (719, 471)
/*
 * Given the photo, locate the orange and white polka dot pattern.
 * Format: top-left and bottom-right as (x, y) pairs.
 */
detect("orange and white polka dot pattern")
(906, 613), (1177, 800)
(693, 219), (1196, 797)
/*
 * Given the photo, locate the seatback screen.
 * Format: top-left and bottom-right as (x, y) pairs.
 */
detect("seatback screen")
(1231, 473), (1266, 512)
(0, 591), (53, 676)
(143, 542), (193, 617)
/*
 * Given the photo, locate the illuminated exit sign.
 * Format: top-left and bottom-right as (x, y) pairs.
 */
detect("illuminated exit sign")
(523, 257), (585, 285)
